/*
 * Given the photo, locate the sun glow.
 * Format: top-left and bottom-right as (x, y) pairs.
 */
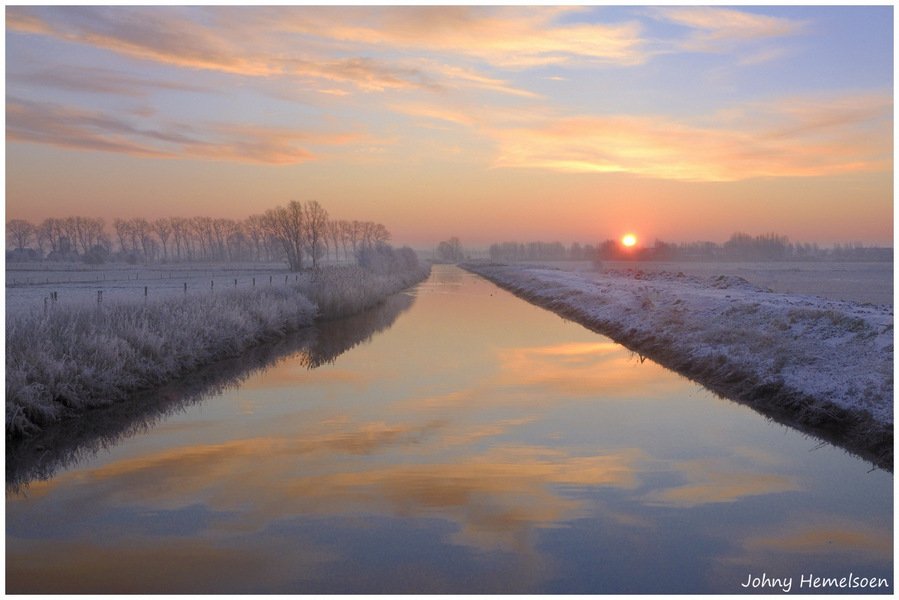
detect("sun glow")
(621, 233), (637, 247)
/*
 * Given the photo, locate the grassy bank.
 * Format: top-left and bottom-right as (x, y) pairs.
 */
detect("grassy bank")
(463, 262), (893, 470)
(7, 258), (430, 436)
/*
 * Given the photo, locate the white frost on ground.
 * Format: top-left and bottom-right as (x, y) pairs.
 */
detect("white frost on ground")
(466, 263), (893, 429)
(6, 262), (306, 315)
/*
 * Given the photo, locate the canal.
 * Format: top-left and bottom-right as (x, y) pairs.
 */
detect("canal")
(6, 265), (892, 593)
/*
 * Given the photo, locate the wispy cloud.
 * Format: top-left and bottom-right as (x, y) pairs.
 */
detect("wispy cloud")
(7, 98), (368, 164)
(393, 89), (891, 182)
(7, 98), (179, 158)
(6, 7), (443, 94)
(276, 6), (650, 68)
(8, 65), (210, 97)
(653, 7), (806, 52)
(6, 6), (552, 98)
(488, 91), (891, 181)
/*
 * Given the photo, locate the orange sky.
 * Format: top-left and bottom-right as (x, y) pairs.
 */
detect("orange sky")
(5, 6), (894, 247)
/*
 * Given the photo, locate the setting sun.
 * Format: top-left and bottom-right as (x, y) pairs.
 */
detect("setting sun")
(621, 233), (638, 247)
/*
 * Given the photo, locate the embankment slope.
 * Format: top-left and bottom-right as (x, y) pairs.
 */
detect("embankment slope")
(464, 263), (893, 469)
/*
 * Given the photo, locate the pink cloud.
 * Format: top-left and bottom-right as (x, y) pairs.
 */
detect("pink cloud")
(7, 98), (368, 165)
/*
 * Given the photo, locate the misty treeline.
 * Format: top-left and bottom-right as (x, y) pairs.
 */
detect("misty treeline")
(488, 233), (891, 263)
(435, 237), (464, 263)
(6, 200), (394, 270)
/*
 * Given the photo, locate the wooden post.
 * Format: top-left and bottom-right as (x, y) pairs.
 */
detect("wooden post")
(184, 282), (188, 294)
(253, 277), (256, 287)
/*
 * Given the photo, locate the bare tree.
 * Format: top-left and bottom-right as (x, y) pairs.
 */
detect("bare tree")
(437, 237), (463, 262)
(211, 218), (235, 261)
(63, 217), (106, 255)
(170, 217), (189, 261)
(372, 222), (391, 246)
(114, 218), (132, 255)
(244, 214), (266, 262)
(303, 200), (329, 269)
(326, 220), (342, 263)
(7, 219), (35, 250)
(265, 201), (305, 271)
(130, 218), (155, 263)
(152, 218), (173, 262)
(338, 220), (353, 263)
(227, 225), (251, 261)
(34, 221), (51, 256)
(191, 217), (214, 261)
(61, 217), (80, 254)
(349, 220), (363, 258)
(46, 218), (67, 253)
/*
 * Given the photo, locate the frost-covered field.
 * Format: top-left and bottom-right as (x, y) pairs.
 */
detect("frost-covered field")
(463, 262), (893, 468)
(7, 257), (430, 436)
(515, 260), (892, 306)
(6, 262), (303, 316)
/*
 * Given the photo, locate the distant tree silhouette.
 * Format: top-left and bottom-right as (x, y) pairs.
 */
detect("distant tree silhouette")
(6, 219), (34, 250)
(437, 237), (464, 262)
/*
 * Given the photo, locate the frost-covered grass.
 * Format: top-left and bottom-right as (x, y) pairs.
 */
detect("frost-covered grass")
(512, 260), (893, 306)
(7, 291), (417, 491)
(463, 262), (893, 468)
(300, 264), (429, 320)
(7, 261), (430, 437)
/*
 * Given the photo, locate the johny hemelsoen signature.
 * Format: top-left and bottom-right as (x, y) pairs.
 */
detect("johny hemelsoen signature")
(741, 572), (890, 592)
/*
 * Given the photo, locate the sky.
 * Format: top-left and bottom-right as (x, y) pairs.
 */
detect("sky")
(5, 5), (894, 247)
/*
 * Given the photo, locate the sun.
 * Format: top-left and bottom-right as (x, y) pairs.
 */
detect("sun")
(621, 233), (637, 248)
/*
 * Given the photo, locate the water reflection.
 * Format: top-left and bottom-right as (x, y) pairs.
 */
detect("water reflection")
(642, 457), (799, 507)
(6, 267), (892, 594)
(6, 291), (416, 492)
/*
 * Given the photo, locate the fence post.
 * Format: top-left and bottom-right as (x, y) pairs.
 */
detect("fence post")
(253, 277), (256, 287)
(184, 282), (188, 294)
(211, 280), (214, 291)
(144, 286), (148, 298)
(269, 275), (272, 286)
(234, 279), (237, 287)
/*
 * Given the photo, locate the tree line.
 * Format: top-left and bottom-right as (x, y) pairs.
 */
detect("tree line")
(488, 233), (891, 263)
(7, 201), (393, 270)
(488, 241), (598, 262)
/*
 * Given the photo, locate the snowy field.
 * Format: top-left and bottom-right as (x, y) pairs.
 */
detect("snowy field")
(6, 262), (303, 315)
(515, 260), (892, 306)
(464, 262), (893, 467)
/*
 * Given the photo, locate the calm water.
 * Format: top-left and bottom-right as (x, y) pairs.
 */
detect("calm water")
(6, 266), (893, 594)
